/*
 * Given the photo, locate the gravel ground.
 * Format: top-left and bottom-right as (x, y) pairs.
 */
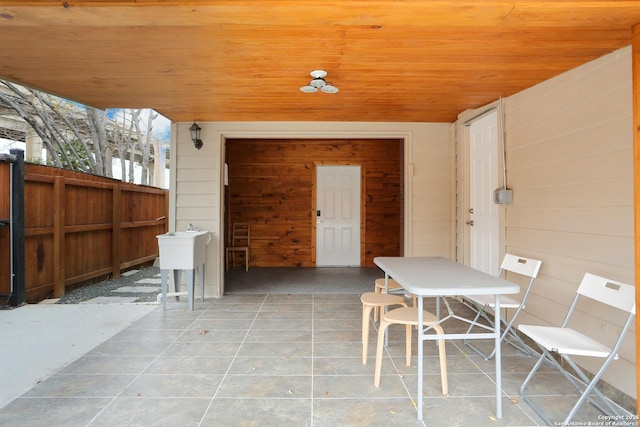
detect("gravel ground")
(56, 266), (162, 304)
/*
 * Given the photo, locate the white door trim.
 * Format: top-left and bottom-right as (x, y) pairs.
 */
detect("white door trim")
(181, 122), (416, 298)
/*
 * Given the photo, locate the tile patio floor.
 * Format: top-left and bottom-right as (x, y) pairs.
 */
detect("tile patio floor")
(0, 267), (633, 426)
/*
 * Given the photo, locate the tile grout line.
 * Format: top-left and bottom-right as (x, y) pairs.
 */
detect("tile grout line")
(197, 294), (269, 427)
(310, 293), (315, 427)
(449, 339), (542, 426)
(85, 304), (211, 426)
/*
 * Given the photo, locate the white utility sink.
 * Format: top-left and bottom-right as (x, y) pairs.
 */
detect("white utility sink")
(156, 230), (211, 310)
(157, 231), (211, 270)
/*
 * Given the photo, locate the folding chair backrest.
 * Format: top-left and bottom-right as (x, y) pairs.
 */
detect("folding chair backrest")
(463, 253), (543, 360)
(499, 254), (542, 280)
(577, 273), (636, 315)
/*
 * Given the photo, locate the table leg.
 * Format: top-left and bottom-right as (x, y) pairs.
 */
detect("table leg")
(417, 295), (424, 421)
(494, 294), (502, 419)
(384, 274), (390, 346)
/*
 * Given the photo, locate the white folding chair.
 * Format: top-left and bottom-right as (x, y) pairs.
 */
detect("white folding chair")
(518, 273), (636, 427)
(463, 253), (542, 359)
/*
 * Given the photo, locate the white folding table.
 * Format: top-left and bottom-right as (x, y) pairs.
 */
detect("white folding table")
(374, 256), (521, 421)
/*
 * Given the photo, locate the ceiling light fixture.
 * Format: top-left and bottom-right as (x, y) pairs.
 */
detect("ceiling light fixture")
(189, 121), (203, 150)
(300, 70), (339, 94)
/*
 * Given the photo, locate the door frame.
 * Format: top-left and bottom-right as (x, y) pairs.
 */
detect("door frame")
(311, 161), (366, 267)
(204, 124), (413, 298)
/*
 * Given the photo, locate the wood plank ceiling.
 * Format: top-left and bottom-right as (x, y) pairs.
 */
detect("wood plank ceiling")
(0, 1), (639, 123)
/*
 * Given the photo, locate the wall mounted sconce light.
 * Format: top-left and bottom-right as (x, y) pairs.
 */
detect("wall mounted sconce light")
(190, 121), (203, 149)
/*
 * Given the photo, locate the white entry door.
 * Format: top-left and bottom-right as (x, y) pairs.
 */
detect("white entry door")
(316, 166), (361, 266)
(469, 111), (500, 275)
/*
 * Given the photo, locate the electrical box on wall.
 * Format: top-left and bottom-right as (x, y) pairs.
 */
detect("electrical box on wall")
(493, 187), (513, 204)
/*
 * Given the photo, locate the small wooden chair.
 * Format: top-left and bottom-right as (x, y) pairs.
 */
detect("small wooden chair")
(225, 222), (250, 271)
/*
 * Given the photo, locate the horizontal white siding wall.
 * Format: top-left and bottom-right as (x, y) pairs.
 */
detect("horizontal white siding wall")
(170, 122), (223, 295)
(409, 124), (455, 258)
(503, 46), (635, 397)
(170, 121), (453, 297)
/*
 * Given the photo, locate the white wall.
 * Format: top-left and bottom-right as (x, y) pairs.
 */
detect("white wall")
(169, 121), (453, 297)
(501, 46), (635, 397)
(409, 124), (456, 257)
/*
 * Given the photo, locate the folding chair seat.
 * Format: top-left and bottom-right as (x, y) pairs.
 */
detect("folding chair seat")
(360, 292), (407, 365)
(463, 253), (542, 359)
(374, 306), (448, 396)
(518, 273), (636, 427)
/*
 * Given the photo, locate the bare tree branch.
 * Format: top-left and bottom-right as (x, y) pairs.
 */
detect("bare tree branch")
(0, 80), (166, 186)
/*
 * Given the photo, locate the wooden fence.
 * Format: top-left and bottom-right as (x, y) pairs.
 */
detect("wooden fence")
(0, 162), (168, 304)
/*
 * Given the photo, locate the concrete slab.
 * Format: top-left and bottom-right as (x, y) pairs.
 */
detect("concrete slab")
(134, 278), (161, 284)
(80, 296), (143, 304)
(121, 270), (139, 277)
(0, 302), (157, 408)
(111, 286), (160, 293)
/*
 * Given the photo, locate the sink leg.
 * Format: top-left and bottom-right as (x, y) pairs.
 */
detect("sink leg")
(198, 264), (205, 301)
(186, 269), (195, 310)
(173, 270), (182, 301)
(160, 269), (169, 311)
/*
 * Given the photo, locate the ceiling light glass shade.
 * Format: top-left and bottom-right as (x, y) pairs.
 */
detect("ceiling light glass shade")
(189, 121), (201, 141)
(321, 84), (338, 93)
(310, 78), (326, 88)
(300, 85), (318, 93)
(310, 70), (327, 79)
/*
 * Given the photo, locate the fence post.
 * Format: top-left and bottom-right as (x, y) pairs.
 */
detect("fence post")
(53, 175), (65, 297)
(9, 149), (24, 307)
(112, 184), (121, 279)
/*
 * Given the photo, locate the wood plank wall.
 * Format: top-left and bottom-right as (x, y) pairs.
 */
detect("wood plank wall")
(225, 139), (403, 267)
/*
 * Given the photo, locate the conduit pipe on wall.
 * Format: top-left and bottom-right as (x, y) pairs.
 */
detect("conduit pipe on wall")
(493, 97), (513, 204)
